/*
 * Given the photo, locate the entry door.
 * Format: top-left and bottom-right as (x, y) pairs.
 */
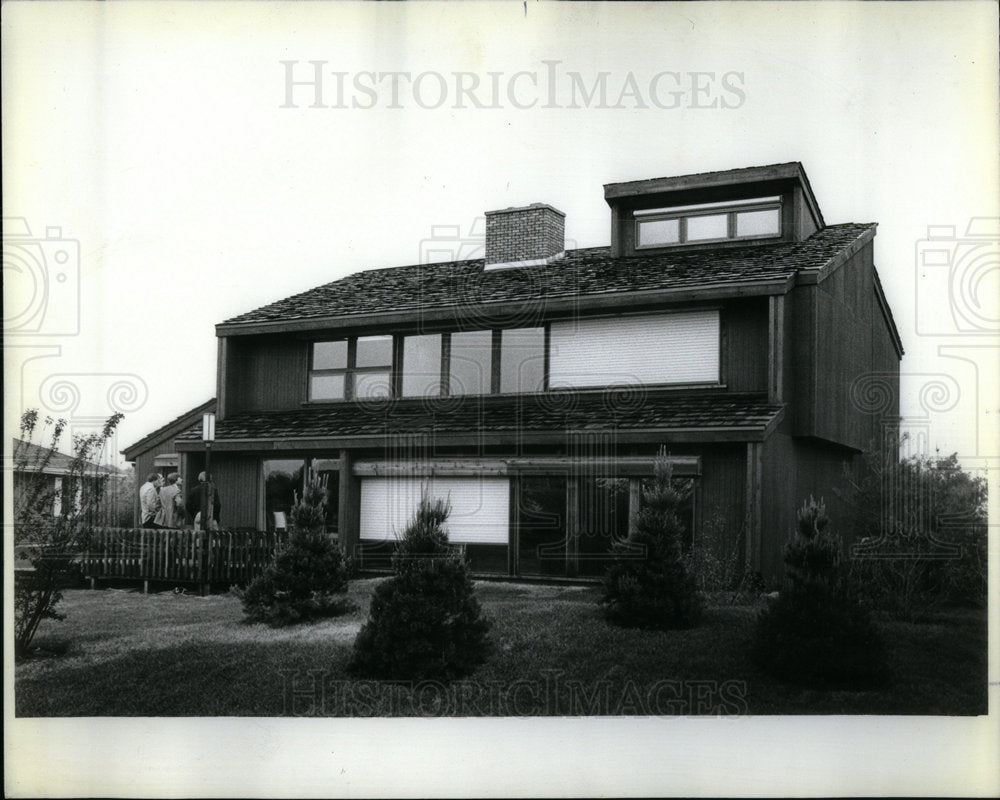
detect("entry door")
(516, 475), (568, 576)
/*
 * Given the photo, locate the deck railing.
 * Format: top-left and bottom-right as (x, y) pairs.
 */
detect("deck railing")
(78, 527), (289, 589)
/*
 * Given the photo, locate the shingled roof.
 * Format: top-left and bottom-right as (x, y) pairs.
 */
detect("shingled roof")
(13, 438), (122, 476)
(221, 223), (875, 328)
(174, 391), (783, 446)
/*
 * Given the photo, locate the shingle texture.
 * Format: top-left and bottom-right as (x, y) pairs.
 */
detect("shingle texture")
(175, 392), (782, 443)
(222, 223), (875, 326)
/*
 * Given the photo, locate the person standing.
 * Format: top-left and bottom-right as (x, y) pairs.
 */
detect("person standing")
(187, 471), (221, 530)
(139, 473), (163, 528)
(154, 473), (184, 529)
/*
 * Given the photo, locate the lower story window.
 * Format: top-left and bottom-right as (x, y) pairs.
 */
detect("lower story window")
(263, 459), (305, 531)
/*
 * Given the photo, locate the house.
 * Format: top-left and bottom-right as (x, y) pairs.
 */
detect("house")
(13, 437), (125, 523)
(127, 162), (903, 581)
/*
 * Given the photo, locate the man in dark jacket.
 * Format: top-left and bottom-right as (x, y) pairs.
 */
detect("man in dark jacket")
(187, 471), (221, 529)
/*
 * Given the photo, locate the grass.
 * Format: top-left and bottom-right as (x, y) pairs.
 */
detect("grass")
(15, 579), (988, 716)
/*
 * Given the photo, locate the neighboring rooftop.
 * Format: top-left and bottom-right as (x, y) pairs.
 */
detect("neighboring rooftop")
(220, 222), (875, 331)
(13, 438), (122, 476)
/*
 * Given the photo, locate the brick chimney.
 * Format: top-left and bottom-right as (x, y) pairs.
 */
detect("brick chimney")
(484, 203), (565, 270)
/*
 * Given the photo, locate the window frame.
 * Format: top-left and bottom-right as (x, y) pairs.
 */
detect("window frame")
(634, 196), (783, 249)
(307, 335), (394, 402)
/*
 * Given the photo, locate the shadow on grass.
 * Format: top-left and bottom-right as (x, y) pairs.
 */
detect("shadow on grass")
(14, 586), (988, 717)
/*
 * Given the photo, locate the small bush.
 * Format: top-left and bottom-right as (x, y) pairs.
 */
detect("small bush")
(683, 512), (761, 604)
(603, 451), (703, 630)
(242, 479), (353, 626)
(350, 494), (491, 681)
(754, 497), (887, 689)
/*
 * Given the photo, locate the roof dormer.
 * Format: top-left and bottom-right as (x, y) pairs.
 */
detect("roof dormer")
(604, 162), (824, 257)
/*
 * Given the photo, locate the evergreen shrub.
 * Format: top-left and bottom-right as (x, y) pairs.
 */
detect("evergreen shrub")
(602, 451), (703, 630)
(242, 478), (353, 625)
(754, 496), (887, 688)
(350, 494), (491, 681)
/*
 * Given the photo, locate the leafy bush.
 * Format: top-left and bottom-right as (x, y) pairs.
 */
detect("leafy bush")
(682, 512), (761, 604)
(242, 478), (353, 626)
(14, 410), (122, 659)
(847, 446), (988, 618)
(350, 494), (491, 681)
(603, 452), (703, 630)
(754, 497), (887, 689)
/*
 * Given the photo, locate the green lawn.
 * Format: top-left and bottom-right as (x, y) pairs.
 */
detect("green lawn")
(15, 579), (988, 716)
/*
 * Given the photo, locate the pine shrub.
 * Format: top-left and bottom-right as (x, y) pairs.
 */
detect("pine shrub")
(602, 452), (703, 630)
(753, 497), (887, 689)
(242, 478), (353, 626)
(350, 494), (491, 681)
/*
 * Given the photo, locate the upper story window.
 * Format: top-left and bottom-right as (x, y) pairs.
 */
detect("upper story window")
(309, 340), (348, 400)
(401, 333), (443, 397)
(635, 196), (781, 248)
(500, 327), (545, 393)
(309, 335), (393, 401)
(449, 330), (494, 396)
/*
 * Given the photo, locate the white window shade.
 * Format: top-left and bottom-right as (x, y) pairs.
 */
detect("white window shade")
(548, 311), (720, 388)
(360, 477), (509, 544)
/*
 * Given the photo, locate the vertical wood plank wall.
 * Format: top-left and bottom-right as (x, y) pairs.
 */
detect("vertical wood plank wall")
(761, 426), (859, 581)
(695, 445), (747, 564)
(225, 335), (307, 413)
(210, 454), (260, 529)
(723, 298), (769, 393)
(791, 243), (900, 451)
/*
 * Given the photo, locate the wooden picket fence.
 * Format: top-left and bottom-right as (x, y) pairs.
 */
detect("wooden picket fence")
(79, 527), (289, 589)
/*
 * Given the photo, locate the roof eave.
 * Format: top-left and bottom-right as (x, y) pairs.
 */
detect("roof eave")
(215, 277), (796, 337)
(122, 398), (217, 461)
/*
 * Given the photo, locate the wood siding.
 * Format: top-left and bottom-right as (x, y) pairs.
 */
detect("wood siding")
(761, 423), (859, 581)
(722, 298), (768, 392)
(225, 335), (307, 414)
(789, 243), (900, 451)
(209, 454), (260, 529)
(693, 444), (747, 564)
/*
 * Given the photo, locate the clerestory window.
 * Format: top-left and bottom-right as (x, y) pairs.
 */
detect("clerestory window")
(635, 196), (782, 248)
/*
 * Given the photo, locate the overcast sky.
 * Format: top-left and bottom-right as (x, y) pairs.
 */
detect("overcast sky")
(4, 1), (997, 472)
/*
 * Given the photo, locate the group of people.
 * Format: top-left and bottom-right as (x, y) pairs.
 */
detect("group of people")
(138, 471), (221, 531)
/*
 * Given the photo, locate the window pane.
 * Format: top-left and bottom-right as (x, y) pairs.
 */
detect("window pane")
(450, 330), (493, 395)
(402, 334), (442, 397)
(354, 370), (392, 399)
(500, 327), (545, 393)
(637, 218), (680, 247)
(264, 459), (305, 532)
(309, 459), (340, 534)
(313, 340), (347, 370)
(356, 335), (393, 367)
(736, 208), (780, 238)
(310, 373), (344, 400)
(686, 213), (728, 241)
